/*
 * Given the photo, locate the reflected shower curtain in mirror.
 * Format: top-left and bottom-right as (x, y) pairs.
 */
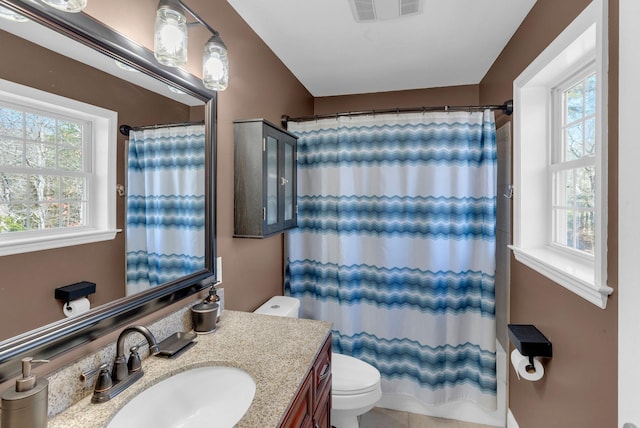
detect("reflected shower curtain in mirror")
(126, 124), (205, 295)
(286, 111), (497, 408)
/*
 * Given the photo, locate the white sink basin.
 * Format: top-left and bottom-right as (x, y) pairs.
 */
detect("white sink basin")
(107, 366), (256, 428)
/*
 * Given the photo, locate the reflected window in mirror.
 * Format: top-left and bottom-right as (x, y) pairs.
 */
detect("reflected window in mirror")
(0, 78), (118, 256)
(0, 0), (215, 381)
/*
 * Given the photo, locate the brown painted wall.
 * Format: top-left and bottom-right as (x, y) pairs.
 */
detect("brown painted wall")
(479, 1), (618, 427)
(313, 85), (479, 115)
(0, 29), (192, 340)
(0, 0), (312, 345)
(82, 0), (314, 314)
(2, 1), (621, 425)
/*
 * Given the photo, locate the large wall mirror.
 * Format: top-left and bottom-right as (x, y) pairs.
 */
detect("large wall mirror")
(0, 0), (216, 381)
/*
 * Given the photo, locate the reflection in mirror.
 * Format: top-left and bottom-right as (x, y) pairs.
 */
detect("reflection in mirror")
(125, 123), (206, 295)
(0, 0), (216, 381)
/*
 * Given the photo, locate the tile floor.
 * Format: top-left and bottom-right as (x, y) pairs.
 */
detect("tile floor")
(359, 407), (499, 428)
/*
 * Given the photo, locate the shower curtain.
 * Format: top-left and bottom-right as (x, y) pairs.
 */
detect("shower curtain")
(286, 111), (497, 408)
(126, 124), (206, 296)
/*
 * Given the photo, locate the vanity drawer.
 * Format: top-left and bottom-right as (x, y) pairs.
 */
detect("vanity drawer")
(313, 335), (332, 412)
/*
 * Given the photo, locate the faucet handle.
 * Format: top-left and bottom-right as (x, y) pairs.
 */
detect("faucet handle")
(94, 364), (112, 393)
(127, 346), (142, 373)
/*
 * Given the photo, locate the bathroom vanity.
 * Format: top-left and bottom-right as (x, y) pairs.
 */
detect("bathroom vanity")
(47, 311), (332, 428)
(282, 331), (332, 428)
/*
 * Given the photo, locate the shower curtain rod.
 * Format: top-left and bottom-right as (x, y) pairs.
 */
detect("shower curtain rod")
(280, 99), (513, 129)
(119, 120), (205, 137)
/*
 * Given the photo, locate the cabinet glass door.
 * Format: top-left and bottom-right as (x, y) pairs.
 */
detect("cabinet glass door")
(266, 135), (279, 226)
(283, 141), (294, 222)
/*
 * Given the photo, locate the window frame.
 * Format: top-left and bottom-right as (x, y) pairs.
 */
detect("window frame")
(549, 65), (597, 260)
(511, 0), (611, 308)
(0, 98), (93, 233)
(0, 78), (118, 255)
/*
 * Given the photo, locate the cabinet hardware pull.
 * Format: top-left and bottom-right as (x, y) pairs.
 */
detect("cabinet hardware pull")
(318, 362), (330, 381)
(503, 184), (514, 199)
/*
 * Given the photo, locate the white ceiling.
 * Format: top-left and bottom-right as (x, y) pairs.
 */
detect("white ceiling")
(226, 0), (537, 97)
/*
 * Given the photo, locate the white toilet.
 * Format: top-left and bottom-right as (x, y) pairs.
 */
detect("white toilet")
(254, 296), (382, 428)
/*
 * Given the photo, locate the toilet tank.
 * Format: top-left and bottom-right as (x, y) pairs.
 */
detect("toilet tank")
(254, 296), (300, 318)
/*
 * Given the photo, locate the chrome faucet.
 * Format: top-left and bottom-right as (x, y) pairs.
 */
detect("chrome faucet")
(90, 325), (160, 403)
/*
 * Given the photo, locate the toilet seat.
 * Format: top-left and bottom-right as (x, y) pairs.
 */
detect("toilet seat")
(331, 353), (381, 396)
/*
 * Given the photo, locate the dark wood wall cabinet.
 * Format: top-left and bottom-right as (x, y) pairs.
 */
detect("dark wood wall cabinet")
(281, 334), (332, 428)
(234, 119), (298, 238)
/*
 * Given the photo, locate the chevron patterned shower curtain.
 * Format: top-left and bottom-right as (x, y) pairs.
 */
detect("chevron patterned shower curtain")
(125, 124), (206, 296)
(286, 111), (497, 409)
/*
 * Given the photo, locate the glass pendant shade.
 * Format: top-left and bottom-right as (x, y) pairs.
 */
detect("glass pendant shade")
(154, 0), (188, 67)
(202, 35), (229, 91)
(39, 0), (87, 13)
(0, 5), (29, 21)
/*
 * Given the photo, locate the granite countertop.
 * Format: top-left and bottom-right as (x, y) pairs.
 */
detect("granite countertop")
(48, 310), (332, 428)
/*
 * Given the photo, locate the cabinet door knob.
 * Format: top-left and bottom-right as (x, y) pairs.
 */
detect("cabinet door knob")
(280, 177), (289, 186)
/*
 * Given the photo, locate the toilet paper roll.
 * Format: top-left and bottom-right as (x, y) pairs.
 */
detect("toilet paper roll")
(510, 349), (544, 381)
(63, 297), (91, 318)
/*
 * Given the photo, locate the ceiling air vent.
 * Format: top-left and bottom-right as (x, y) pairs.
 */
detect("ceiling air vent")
(349, 0), (423, 22)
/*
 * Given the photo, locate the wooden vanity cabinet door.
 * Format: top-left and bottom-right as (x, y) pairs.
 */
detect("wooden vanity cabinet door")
(281, 334), (332, 428)
(281, 371), (313, 428)
(314, 389), (331, 428)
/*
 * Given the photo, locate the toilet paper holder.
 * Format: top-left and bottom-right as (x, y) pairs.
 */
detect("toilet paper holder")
(508, 324), (552, 371)
(55, 281), (96, 308)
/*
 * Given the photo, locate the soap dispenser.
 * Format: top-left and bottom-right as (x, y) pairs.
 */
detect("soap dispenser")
(1, 357), (49, 428)
(203, 285), (221, 322)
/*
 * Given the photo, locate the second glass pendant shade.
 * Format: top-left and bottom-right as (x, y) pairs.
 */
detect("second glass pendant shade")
(202, 34), (229, 91)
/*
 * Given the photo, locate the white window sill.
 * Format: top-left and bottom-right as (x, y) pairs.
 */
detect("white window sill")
(509, 245), (613, 308)
(0, 229), (121, 256)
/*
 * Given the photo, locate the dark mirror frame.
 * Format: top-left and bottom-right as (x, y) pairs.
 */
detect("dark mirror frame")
(0, 0), (217, 381)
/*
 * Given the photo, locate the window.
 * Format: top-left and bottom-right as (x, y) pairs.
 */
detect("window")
(0, 79), (118, 255)
(551, 69), (596, 256)
(511, 0), (611, 308)
(0, 101), (91, 233)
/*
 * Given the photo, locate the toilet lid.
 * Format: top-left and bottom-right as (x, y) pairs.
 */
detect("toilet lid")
(331, 353), (381, 395)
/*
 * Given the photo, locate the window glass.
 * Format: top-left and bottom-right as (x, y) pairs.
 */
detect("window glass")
(551, 71), (596, 255)
(0, 102), (89, 233)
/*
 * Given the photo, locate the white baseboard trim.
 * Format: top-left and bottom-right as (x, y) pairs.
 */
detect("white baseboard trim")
(507, 409), (520, 428)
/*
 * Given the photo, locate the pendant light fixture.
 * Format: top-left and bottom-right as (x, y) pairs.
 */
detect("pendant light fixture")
(154, 0), (188, 67)
(202, 34), (228, 91)
(153, 0), (229, 91)
(39, 0), (87, 13)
